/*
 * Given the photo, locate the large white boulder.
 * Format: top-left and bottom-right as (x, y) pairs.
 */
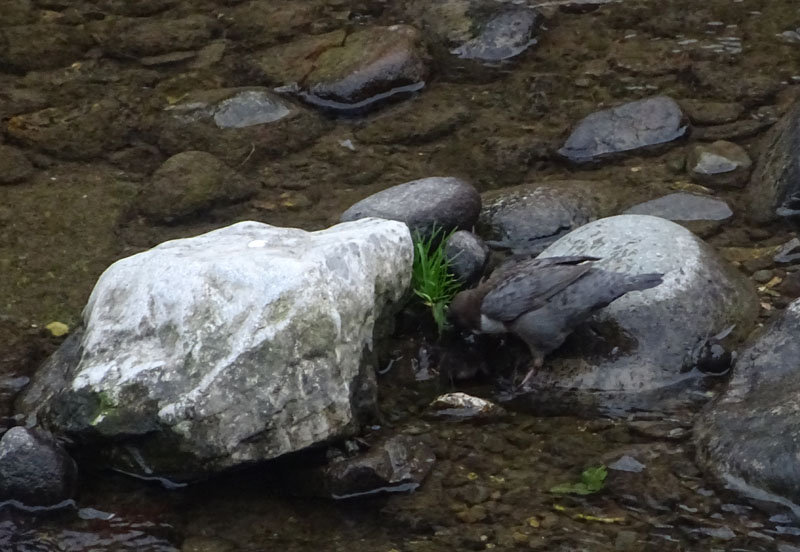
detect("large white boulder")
(20, 219), (412, 480)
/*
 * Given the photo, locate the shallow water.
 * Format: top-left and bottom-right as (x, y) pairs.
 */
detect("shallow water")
(3, 0), (800, 550)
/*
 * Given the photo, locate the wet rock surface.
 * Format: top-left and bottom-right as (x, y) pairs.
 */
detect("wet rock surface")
(18, 219), (412, 480)
(298, 25), (430, 112)
(687, 140), (752, 188)
(624, 192), (733, 237)
(445, 230), (488, 286)
(518, 215), (758, 408)
(746, 99), (800, 223)
(451, 7), (543, 62)
(0, 426), (77, 506)
(134, 151), (254, 223)
(478, 180), (626, 255)
(319, 435), (435, 499)
(158, 88), (328, 166)
(558, 96), (689, 164)
(695, 298), (800, 513)
(340, 176), (480, 236)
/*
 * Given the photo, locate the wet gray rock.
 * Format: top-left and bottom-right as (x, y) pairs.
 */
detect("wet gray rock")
(0, 427), (77, 506)
(478, 181), (622, 255)
(340, 177), (481, 237)
(623, 192), (733, 237)
(695, 298), (800, 514)
(687, 141), (752, 188)
(558, 96), (688, 164)
(0, 145), (33, 184)
(678, 100), (744, 126)
(6, 98), (136, 160)
(159, 88), (329, 166)
(520, 215), (757, 409)
(135, 151), (254, 223)
(451, 7), (543, 62)
(321, 435), (435, 499)
(17, 219), (412, 480)
(0, 24), (93, 73)
(102, 15), (218, 58)
(299, 25), (430, 112)
(445, 230), (489, 285)
(746, 100), (800, 223)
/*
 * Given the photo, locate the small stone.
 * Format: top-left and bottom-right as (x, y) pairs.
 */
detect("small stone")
(623, 192), (732, 237)
(0, 427), (77, 506)
(687, 141), (752, 188)
(694, 119), (769, 142)
(444, 231), (489, 286)
(427, 392), (506, 421)
(752, 270), (774, 284)
(451, 7), (543, 62)
(608, 455), (646, 473)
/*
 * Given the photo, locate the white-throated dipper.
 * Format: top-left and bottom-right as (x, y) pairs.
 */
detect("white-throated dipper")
(448, 255), (663, 388)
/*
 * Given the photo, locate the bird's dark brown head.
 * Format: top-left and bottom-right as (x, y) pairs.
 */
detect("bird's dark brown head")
(448, 288), (483, 331)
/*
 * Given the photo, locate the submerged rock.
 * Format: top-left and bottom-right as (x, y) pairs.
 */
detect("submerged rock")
(687, 141), (752, 188)
(101, 15), (218, 58)
(746, 100), (800, 223)
(451, 7), (543, 62)
(695, 298), (800, 515)
(678, 99), (744, 126)
(6, 98), (136, 160)
(623, 192), (733, 237)
(478, 181), (622, 255)
(159, 88), (329, 165)
(516, 215), (757, 411)
(0, 427), (77, 506)
(322, 435), (435, 499)
(134, 151), (254, 223)
(0, 144), (33, 184)
(299, 25), (430, 112)
(340, 177), (480, 237)
(17, 219), (412, 480)
(558, 96), (688, 164)
(0, 24), (93, 73)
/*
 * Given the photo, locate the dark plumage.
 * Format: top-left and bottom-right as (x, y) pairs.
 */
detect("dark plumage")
(448, 255), (663, 387)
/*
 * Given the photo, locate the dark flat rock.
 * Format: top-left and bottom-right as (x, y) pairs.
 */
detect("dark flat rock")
(558, 96), (688, 164)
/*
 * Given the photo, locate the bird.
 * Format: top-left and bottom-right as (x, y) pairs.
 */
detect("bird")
(447, 255), (663, 389)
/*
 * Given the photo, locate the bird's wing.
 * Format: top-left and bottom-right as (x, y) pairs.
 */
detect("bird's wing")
(481, 262), (594, 322)
(481, 255), (599, 286)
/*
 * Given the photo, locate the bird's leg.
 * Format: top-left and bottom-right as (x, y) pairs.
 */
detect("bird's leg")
(518, 351), (544, 390)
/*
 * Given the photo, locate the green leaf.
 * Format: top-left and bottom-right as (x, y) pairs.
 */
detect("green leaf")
(550, 465), (607, 495)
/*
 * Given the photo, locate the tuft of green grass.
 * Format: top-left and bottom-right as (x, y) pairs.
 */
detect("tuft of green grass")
(411, 226), (462, 335)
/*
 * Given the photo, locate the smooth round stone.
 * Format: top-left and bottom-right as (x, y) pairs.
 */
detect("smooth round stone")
(678, 99), (744, 126)
(445, 230), (489, 285)
(695, 298), (800, 511)
(687, 141), (752, 188)
(0, 427), (77, 506)
(519, 215), (758, 411)
(558, 96), (688, 164)
(340, 177), (481, 236)
(135, 151), (254, 223)
(451, 7), (543, 62)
